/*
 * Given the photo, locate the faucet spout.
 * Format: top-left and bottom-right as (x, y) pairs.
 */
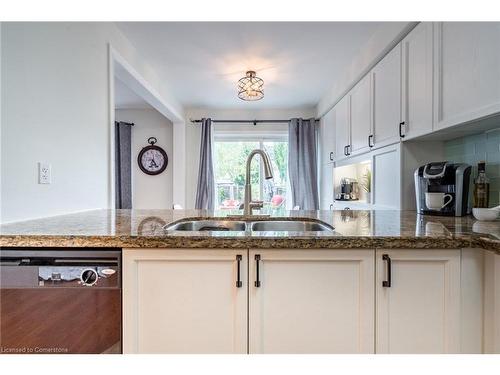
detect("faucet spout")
(244, 149), (274, 216)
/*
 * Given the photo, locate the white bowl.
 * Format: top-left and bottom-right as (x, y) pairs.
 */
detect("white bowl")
(472, 207), (499, 221)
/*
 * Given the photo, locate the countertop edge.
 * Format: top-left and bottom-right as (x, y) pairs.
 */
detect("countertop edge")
(1, 234), (498, 254)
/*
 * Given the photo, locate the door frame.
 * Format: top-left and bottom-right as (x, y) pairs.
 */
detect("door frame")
(107, 44), (185, 209)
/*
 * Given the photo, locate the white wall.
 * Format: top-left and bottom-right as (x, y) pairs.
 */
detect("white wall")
(1, 22), (184, 223)
(115, 108), (173, 209)
(184, 107), (316, 208)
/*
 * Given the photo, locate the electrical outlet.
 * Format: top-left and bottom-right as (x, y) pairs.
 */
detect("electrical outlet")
(38, 162), (51, 184)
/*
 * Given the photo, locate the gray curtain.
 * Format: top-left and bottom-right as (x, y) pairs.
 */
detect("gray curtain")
(195, 118), (215, 210)
(115, 121), (133, 209)
(288, 118), (319, 210)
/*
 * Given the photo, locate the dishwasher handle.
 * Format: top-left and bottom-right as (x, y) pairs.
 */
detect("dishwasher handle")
(0, 260), (21, 266)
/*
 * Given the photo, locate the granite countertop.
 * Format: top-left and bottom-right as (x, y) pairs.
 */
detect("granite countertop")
(0, 209), (499, 253)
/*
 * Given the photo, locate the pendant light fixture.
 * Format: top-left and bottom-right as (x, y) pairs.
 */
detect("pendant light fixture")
(237, 71), (264, 101)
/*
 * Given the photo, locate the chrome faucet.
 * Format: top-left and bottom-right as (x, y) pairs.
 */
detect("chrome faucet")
(243, 149), (274, 216)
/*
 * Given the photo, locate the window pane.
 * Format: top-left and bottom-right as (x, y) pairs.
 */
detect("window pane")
(213, 139), (288, 212)
(263, 141), (288, 213)
(214, 141), (260, 209)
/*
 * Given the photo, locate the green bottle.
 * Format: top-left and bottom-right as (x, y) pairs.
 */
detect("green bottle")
(473, 161), (490, 208)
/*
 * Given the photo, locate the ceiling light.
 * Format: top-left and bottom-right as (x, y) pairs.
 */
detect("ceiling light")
(237, 71), (264, 101)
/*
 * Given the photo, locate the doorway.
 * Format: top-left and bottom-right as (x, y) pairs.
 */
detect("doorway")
(109, 47), (178, 209)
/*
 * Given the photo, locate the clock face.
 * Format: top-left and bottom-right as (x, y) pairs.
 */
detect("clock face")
(138, 145), (168, 175)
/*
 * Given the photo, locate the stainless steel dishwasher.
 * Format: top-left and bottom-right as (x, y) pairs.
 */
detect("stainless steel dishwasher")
(0, 249), (121, 354)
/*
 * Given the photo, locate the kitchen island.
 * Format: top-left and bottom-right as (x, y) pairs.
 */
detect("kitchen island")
(1, 209), (499, 354)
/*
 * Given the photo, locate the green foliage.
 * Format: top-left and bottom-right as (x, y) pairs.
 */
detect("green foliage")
(267, 142), (287, 183)
(218, 188), (228, 203)
(214, 140), (289, 203)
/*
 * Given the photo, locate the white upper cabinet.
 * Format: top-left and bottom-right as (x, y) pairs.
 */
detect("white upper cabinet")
(319, 107), (336, 164)
(123, 249), (247, 354)
(376, 249), (461, 354)
(334, 94), (351, 159)
(249, 249), (375, 354)
(401, 22), (434, 139)
(372, 44), (402, 148)
(350, 74), (373, 154)
(434, 22), (500, 129)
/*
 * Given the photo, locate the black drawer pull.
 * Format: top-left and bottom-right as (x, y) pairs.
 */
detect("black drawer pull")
(368, 134), (374, 148)
(236, 255), (242, 288)
(255, 254), (261, 287)
(399, 121), (406, 138)
(345, 145), (351, 156)
(329, 151), (334, 161)
(382, 254), (392, 287)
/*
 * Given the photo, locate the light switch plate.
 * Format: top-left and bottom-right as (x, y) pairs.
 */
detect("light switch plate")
(38, 162), (51, 184)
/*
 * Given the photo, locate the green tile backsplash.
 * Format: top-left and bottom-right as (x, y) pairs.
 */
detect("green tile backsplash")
(444, 128), (500, 207)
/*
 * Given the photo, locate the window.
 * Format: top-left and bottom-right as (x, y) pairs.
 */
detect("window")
(214, 136), (288, 212)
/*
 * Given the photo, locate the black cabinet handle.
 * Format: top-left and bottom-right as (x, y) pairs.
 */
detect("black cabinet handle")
(329, 151), (334, 161)
(254, 254), (261, 287)
(399, 121), (405, 138)
(346, 145), (351, 156)
(368, 134), (374, 148)
(236, 255), (242, 288)
(382, 254), (392, 287)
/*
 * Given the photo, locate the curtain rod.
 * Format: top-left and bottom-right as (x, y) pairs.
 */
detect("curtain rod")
(190, 119), (319, 125)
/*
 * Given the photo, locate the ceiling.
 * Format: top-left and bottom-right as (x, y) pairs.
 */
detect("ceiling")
(114, 77), (152, 109)
(116, 22), (386, 109)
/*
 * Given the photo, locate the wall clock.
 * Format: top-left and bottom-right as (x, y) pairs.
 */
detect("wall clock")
(137, 137), (168, 175)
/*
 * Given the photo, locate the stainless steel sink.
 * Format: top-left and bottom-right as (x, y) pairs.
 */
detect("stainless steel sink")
(164, 220), (246, 231)
(250, 220), (334, 232)
(164, 218), (334, 233)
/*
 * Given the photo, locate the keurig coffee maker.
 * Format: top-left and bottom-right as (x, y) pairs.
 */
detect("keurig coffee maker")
(414, 161), (471, 216)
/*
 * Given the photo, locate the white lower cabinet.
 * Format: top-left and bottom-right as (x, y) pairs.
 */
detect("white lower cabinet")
(122, 247), (487, 354)
(484, 251), (500, 354)
(375, 249), (461, 353)
(122, 249), (247, 354)
(249, 249), (375, 353)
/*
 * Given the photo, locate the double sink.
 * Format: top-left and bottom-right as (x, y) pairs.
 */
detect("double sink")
(164, 218), (334, 233)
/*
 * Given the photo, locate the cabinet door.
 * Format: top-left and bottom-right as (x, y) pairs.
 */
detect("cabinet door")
(402, 22), (434, 139)
(434, 22), (500, 130)
(350, 74), (372, 154)
(319, 107), (336, 164)
(319, 163), (334, 210)
(334, 95), (351, 159)
(123, 249), (247, 354)
(372, 144), (401, 209)
(376, 249), (460, 353)
(372, 44), (402, 147)
(249, 249), (375, 353)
